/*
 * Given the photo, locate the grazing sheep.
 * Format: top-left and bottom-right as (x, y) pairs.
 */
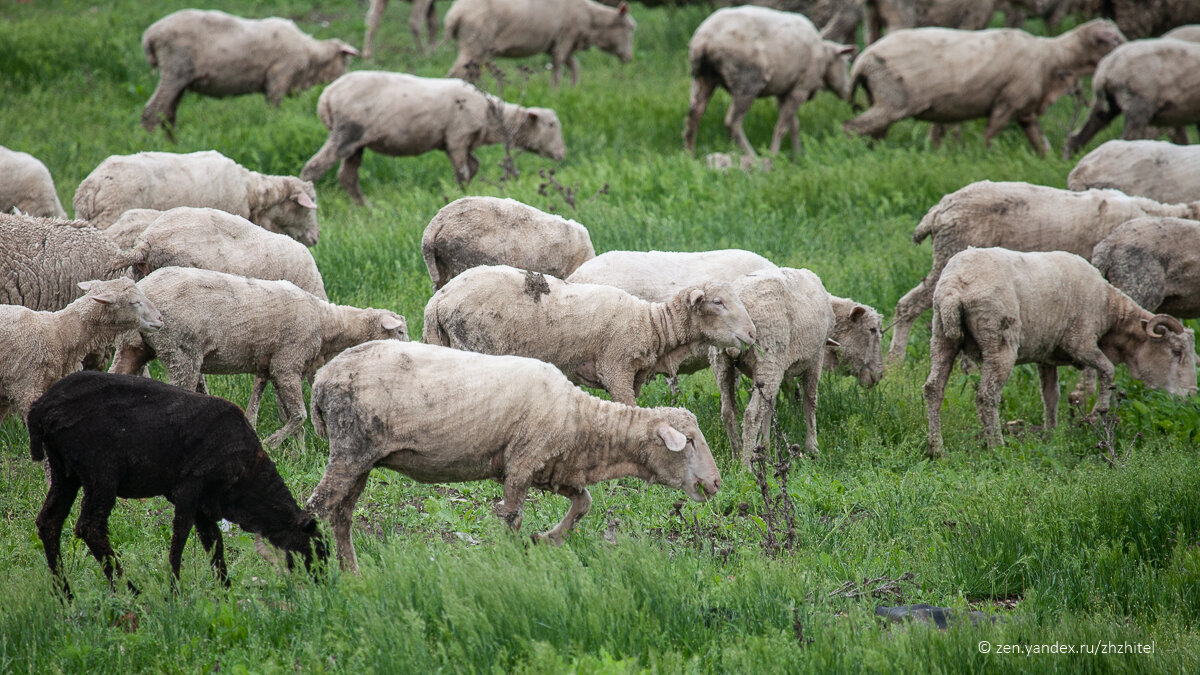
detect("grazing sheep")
(887, 181), (1200, 364)
(110, 268), (407, 447)
(306, 340), (721, 571)
(301, 72), (566, 200)
(444, 0), (635, 87)
(827, 296), (885, 387)
(1064, 39), (1200, 157)
(423, 265), (756, 405)
(1, 278), (163, 424)
(124, 207), (326, 299)
(422, 197), (594, 290)
(864, 0), (998, 44)
(364, 0), (438, 57)
(710, 268), (835, 464)
(1092, 217), (1200, 318)
(141, 9), (358, 140)
(683, 6), (855, 156)
(74, 151), (319, 246)
(1068, 140), (1200, 204)
(844, 21), (1125, 155)
(925, 247), (1197, 457)
(30, 371), (326, 597)
(0, 146), (67, 218)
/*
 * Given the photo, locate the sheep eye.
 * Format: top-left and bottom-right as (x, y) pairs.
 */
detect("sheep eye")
(713, 298), (724, 307)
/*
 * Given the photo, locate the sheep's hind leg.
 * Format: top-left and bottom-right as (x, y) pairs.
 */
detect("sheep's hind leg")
(1037, 364), (1060, 431)
(683, 76), (717, 153)
(307, 457), (373, 573)
(976, 348), (1017, 449)
(73, 487), (128, 592)
(923, 335), (958, 458)
(1018, 114), (1050, 157)
(337, 148), (368, 206)
(142, 73), (190, 140)
(770, 88), (809, 155)
(36, 471), (81, 598)
(536, 487), (592, 544)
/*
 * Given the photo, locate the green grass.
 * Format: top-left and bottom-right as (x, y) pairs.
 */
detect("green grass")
(2, 1), (1199, 672)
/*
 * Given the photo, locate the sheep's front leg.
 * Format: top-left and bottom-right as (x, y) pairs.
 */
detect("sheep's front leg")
(740, 378), (781, 467)
(536, 487), (592, 544)
(1018, 115), (1051, 156)
(799, 364), (821, 456)
(1074, 348), (1116, 422)
(194, 513), (229, 586)
(601, 368), (638, 407)
(982, 103), (1016, 148)
(1068, 368), (1096, 410)
(712, 351), (743, 457)
(770, 87), (809, 155)
(445, 142), (480, 187)
(36, 472), (81, 598)
(364, 0), (387, 59)
(495, 477), (531, 532)
(1037, 364), (1060, 431)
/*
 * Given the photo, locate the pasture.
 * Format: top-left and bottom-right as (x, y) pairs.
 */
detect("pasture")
(2, 1), (1199, 671)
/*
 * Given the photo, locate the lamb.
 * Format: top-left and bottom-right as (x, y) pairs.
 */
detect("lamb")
(568, 250), (885, 387)
(1068, 140), (1200, 204)
(683, 6), (855, 156)
(123, 207), (327, 299)
(103, 209), (163, 250)
(30, 371), (327, 598)
(710, 268), (835, 464)
(444, 0), (635, 87)
(1092, 217), (1200, 318)
(110, 267), (408, 447)
(864, 0), (998, 44)
(141, 9), (358, 140)
(924, 247), (1196, 457)
(887, 181), (1200, 364)
(843, 21), (1126, 155)
(364, 0), (438, 57)
(0, 146), (67, 218)
(423, 265), (756, 406)
(1064, 39), (1200, 157)
(0, 278), (163, 424)
(74, 150), (320, 246)
(301, 71), (566, 200)
(422, 197), (595, 290)
(306, 340), (721, 571)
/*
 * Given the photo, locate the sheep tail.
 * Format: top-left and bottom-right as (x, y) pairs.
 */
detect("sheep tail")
(912, 200), (943, 245)
(142, 32), (158, 69)
(421, 295), (451, 347)
(28, 414), (46, 462)
(311, 395), (328, 440)
(934, 294), (964, 344)
(420, 224), (446, 291)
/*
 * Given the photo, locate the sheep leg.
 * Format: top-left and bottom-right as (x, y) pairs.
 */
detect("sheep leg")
(887, 261), (946, 365)
(549, 43), (575, 87)
(495, 477), (531, 532)
(740, 379), (780, 468)
(73, 487), (124, 591)
(300, 128), (366, 186)
(536, 486), (592, 544)
(566, 55), (581, 87)
(982, 104), (1015, 149)
(976, 349), (1017, 449)
(924, 335), (958, 458)
(842, 106), (898, 141)
(1063, 96), (1117, 158)
(1170, 127), (1189, 145)
(445, 143), (480, 187)
(162, 352), (204, 393)
(799, 365), (820, 456)
(712, 352), (743, 457)
(1073, 348), (1116, 423)
(142, 72), (190, 140)
(167, 493), (200, 587)
(1018, 115), (1050, 157)
(36, 471), (81, 598)
(683, 76), (717, 153)
(364, 0), (386, 59)
(1119, 99), (1155, 141)
(193, 513), (229, 586)
(724, 91), (759, 157)
(264, 374), (307, 448)
(245, 376), (269, 427)
(423, 0), (439, 47)
(264, 64), (294, 107)
(1037, 364), (1059, 431)
(770, 88), (808, 156)
(928, 124), (946, 149)
(601, 369), (638, 406)
(309, 465), (372, 574)
(1068, 368), (1097, 410)
(787, 107), (802, 156)
(337, 147), (368, 206)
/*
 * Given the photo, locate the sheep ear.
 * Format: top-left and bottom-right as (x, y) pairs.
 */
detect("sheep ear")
(835, 44), (856, 57)
(657, 425), (687, 452)
(381, 314), (405, 331)
(826, 338), (841, 348)
(688, 288), (706, 307)
(617, 2), (629, 16)
(90, 292), (119, 305)
(294, 192), (318, 209)
(77, 281), (96, 291)
(850, 306), (866, 322)
(526, 111), (539, 124)
(340, 43), (360, 57)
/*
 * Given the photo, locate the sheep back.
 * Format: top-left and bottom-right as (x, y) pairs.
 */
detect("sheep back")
(0, 146), (67, 219)
(0, 213), (126, 310)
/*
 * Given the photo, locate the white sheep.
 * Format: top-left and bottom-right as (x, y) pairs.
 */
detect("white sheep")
(74, 150), (320, 246)
(422, 197), (595, 290)
(0, 278), (163, 424)
(307, 340), (721, 571)
(0, 146), (67, 219)
(109, 267), (407, 447)
(1068, 140), (1200, 204)
(423, 265), (756, 405)
(102, 209), (164, 250)
(363, 0), (438, 57)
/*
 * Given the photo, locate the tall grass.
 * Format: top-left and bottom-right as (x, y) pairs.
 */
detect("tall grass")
(1, 1), (1198, 671)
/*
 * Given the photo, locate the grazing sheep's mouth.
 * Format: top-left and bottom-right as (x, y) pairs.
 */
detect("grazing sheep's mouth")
(684, 479), (719, 503)
(142, 320), (165, 333)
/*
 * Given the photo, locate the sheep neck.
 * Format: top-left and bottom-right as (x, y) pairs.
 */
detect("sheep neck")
(547, 394), (654, 488)
(55, 298), (127, 360)
(648, 296), (692, 359)
(483, 98), (525, 147)
(317, 304), (366, 360)
(1098, 286), (1153, 363)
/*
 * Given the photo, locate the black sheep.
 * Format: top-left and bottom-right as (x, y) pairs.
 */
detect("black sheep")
(29, 371), (326, 597)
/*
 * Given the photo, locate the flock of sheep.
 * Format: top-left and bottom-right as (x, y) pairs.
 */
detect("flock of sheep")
(3, 0), (1200, 589)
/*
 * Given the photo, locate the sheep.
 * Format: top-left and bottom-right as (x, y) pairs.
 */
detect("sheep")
(0, 278), (163, 425)
(364, 0), (438, 57)
(74, 150), (320, 246)
(1064, 38), (1200, 157)
(103, 209), (163, 250)
(863, 0), (998, 44)
(1101, 0), (1200, 40)
(1092, 217), (1200, 320)
(843, 21), (1126, 155)
(123, 207), (327, 299)
(568, 250), (885, 387)
(1068, 140), (1200, 204)
(110, 267), (408, 448)
(306, 340), (721, 571)
(301, 71), (566, 200)
(422, 197), (595, 290)
(683, 6), (855, 157)
(0, 146), (67, 218)
(141, 9), (358, 140)
(710, 268), (835, 464)
(1163, 24), (1200, 42)
(30, 371), (327, 598)
(925, 247), (1197, 457)
(423, 265), (756, 406)
(444, 0), (635, 87)
(887, 181), (1200, 364)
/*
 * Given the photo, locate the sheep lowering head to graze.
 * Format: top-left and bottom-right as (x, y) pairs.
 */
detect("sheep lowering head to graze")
(843, 20), (1125, 155)
(683, 6), (855, 157)
(110, 267), (407, 448)
(827, 296), (884, 387)
(1064, 38), (1200, 157)
(364, 0), (438, 57)
(0, 146), (67, 219)
(306, 340), (720, 572)
(924, 247), (1197, 457)
(141, 9), (358, 140)
(886, 181), (1200, 364)
(74, 151), (319, 246)
(1068, 140), (1200, 204)
(301, 72), (566, 201)
(0, 278), (163, 425)
(30, 371), (327, 598)
(444, 0), (635, 87)
(424, 265), (756, 406)
(422, 197), (595, 290)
